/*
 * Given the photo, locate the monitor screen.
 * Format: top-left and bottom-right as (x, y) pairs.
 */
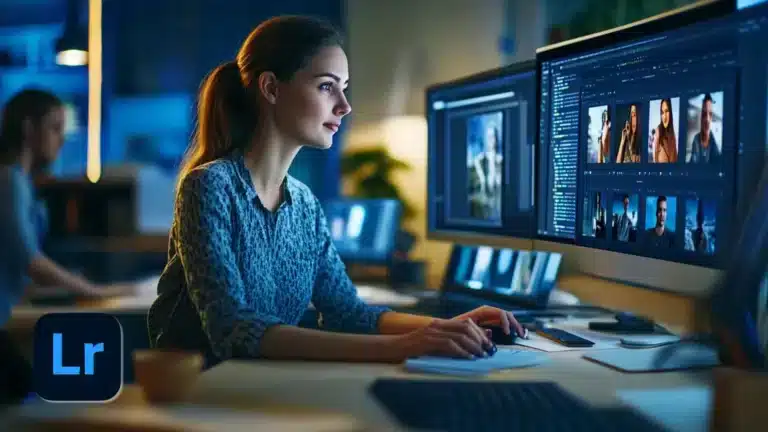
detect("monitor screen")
(444, 245), (563, 308)
(427, 61), (537, 239)
(323, 198), (402, 264)
(536, 1), (767, 268)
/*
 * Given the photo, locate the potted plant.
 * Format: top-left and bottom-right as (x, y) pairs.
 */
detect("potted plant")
(340, 146), (417, 221)
(340, 146), (420, 274)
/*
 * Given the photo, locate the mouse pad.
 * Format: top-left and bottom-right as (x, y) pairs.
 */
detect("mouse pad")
(403, 348), (549, 376)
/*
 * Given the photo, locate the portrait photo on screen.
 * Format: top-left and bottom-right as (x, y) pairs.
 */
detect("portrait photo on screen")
(686, 92), (724, 164)
(466, 111), (504, 221)
(611, 193), (639, 243)
(586, 105), (611, 164)
(648, 97), (680, 163)
(614, 103), (642, 163)
(488, 248), (517, 291)
(645, 195), (677, 249)
(684, 197), (717, 255)
(504, 251), (548, 296)
(467, 246), (494, 288)
(583, 191), (607, 239)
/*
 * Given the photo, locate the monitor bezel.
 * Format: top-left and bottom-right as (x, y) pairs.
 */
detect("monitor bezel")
(425, 59), (538, 244)
(533, 0), (736, 251)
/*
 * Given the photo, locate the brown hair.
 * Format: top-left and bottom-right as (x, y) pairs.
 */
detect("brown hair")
(0, 88), (63, 164)
(177, 15), (344, 188)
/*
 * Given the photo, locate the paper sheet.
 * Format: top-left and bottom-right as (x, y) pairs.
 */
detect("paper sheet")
(514, 331), (619, 352)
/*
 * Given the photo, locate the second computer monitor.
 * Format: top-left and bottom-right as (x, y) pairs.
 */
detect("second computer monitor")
(323, 198), (402, 265)
(426, 61), (537, 241)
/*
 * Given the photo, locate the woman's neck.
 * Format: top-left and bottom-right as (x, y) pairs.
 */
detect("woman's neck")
(243, 126), (301, 210)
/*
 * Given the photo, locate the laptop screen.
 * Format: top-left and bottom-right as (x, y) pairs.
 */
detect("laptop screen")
(443, 245), (563, 308)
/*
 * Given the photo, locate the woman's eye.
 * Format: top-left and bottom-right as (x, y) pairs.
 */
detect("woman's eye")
(319, 82), (333, 92)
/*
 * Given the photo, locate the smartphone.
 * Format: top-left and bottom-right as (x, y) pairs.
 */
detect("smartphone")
(536, 327), (595, 347)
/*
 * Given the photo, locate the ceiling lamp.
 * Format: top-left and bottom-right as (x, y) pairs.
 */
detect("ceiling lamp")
(55, 0), (88, 66)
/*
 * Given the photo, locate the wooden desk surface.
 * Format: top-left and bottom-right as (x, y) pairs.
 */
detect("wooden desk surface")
(187, 348), (713, 431)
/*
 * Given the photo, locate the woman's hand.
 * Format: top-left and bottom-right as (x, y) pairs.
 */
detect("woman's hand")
(452, 306), (525, 337)
(86, 283), (138, 298)
(389, 318), (494, 360)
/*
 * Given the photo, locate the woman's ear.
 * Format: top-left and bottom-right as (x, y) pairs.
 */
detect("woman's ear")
(257, 71), (279, 105)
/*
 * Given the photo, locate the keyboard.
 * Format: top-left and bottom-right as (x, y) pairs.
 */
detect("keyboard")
(370, 379), (669, 432)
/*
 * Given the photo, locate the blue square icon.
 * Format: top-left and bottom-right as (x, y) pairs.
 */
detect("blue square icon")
(33, 313), (123, 402)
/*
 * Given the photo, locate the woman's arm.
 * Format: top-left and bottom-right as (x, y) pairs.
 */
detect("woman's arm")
(377, 311), (441, 335)
(308, 197), (394, 334)
(174, 169), (289, 360)
(260, 325), (403, 362)
(0, 169), (99, 296)
(616, 134), (626, 163)
(28, 255), (99, 295)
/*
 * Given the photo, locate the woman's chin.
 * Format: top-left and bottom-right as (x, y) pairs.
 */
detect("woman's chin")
(303, 138), (333, 150)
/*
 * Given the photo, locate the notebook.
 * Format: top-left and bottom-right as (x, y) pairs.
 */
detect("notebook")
(403, 348), (549, 376)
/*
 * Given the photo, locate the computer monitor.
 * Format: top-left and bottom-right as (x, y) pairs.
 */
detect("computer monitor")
(441, 245), (563, 309)
(426, 60), (537, 246)
(534, 0), (768, 296)
(323, 198), (402, 265)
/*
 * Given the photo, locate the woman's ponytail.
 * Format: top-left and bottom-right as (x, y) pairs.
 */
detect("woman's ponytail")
(177, 61), (253, 189)
(176, 16), (345, 189)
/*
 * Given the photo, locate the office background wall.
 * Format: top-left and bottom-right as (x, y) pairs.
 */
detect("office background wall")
(344, 0), (519, 285)
(0, 0), (346, 202)
(101, 0), (346, 201)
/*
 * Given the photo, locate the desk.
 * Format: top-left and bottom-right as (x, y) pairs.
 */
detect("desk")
(185, 349), (713, 431)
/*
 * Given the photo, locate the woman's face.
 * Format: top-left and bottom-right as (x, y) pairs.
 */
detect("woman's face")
(29, 106), (65, 170)
(660, 100), (670, 129)
(485, 127), (496, 153)
(272, 45), (352, 149)
(630, 105), (637, 132)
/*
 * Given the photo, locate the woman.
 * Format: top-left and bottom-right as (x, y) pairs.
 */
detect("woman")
(599, 109), (611, 163)
(147, 16), (525, 366)
(652, 99), (678, 163)
(616, 104), (640, 163)
(0, 89), (129, 404)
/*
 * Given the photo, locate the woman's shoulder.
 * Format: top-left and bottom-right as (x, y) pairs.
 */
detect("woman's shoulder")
(179, 157), (240, 191)
(285, 175), (320, 207)
(0, 164), (31, 195)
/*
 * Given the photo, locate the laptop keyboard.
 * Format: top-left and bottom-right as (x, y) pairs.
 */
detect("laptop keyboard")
(370, 379), (669, 432)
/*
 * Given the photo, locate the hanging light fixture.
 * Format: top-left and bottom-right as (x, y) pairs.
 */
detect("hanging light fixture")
(55, 0), (88, 66)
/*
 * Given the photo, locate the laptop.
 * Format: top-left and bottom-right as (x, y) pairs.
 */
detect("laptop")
(395, 245), (598, 321)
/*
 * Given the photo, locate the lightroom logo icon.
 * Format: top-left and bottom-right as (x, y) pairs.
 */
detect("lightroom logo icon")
(33, 313), (123, 402)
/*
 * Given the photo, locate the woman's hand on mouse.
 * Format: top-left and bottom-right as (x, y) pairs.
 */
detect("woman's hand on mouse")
(390, 318), (494, 360)
(451, 306), (525, 337)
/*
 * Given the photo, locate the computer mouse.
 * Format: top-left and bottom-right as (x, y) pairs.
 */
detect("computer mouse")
(619, 334), (681, 348)
(484, 326), (519, 345)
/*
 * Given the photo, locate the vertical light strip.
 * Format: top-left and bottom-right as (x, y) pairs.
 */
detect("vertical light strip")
(87, 0), (102, 183)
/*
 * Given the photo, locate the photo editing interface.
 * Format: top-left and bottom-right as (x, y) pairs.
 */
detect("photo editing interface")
(537, 3), (768, 267)
(428, 65), (537, 238)
(324, 199), (401, 263)
(451, 245), (563, 305)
